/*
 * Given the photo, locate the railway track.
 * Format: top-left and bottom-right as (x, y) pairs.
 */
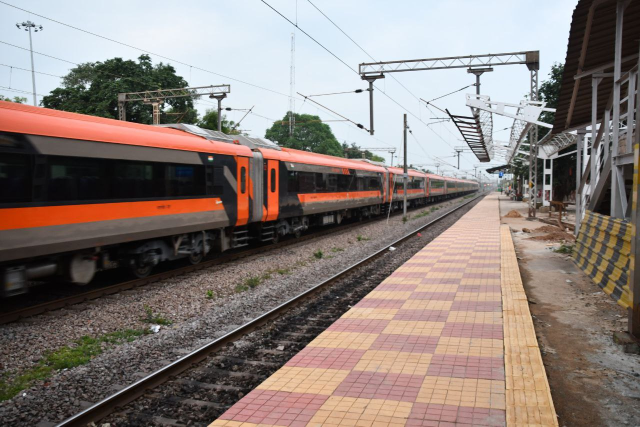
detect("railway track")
(54, 193), (484, 427)
(0, 194), (476, 325)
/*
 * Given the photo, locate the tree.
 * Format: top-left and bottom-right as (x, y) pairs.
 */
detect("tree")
(198, 109), (237, 134)
(265, 112), (344, 157)
(538, 63), (564, 125)
(42, 55), (196, 125)
(0, 95), (27, 103)
(341, 142), (385, 162)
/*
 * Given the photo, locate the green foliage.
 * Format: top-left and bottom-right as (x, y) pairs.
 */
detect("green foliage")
(313, 250), (324, 259)
(276, 268), (291, 275)
(236, 275), (262, 293)
(0, 95), (27, 103)
(265, 112), (344, 157)
(141, 305), (173, 325)
(198, 109), (238, 134)
(356, 235), (370, 242)
(42, 55), (195, 125)
(342, 142), (385, 162)
(538, 63), (564, 125)
(206, 290), (215, 299)
(331, 247), (344, 253)
(0, 329), (148, 401)
(553, 244), (574, 254)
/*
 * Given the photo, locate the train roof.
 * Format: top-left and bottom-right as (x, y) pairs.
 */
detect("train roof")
(386, 167), (426, 177)
(0, 101), (253, 157)
(259, 146), (388, 173)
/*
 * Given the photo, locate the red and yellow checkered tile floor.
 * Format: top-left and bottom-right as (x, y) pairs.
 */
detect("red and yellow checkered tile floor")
(211, 194), (557, 426)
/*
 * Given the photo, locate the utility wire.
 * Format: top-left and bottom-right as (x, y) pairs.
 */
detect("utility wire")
(0, 1), (293, 99)
(0, 63), (63, 79)
(0, 1), (394, 152)
(305, 0), (474, 165)
(421, 84), (476, 105)
(308, 89), (366, 97)
(260, 0), (357, 74)
(0, 85), (48, 98)
(297, 92), (367, 132)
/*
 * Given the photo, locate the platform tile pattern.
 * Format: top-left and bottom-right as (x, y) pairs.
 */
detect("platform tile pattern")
(210, 195), (556, 426)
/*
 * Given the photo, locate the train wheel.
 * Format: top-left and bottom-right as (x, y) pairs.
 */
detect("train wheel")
(131, 264), (153, 278)
(188, 251), (203, 265)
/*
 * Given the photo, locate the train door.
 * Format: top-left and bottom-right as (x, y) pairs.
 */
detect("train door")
(236, 157), (250, 226)
(250, 151), (264, 223)
(266, 159), (279, 221)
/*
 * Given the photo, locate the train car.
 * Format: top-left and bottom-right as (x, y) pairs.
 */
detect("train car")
(386, 167), (428, 209)
(256, 147), (387, 241)
(0, 102), (479, 295)
(0, 102), (255, 294)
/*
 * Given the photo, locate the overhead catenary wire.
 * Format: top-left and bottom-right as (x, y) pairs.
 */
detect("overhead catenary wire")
(297, 92), (368, 132)
(420, 84), (476, 106)
(0, 1), (398, 156)
(301, 0), (474, 166)
(0, 63), (63, 79)
(0, 1), (293, 99)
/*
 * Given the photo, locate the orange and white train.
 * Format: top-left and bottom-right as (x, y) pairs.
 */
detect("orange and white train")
(0, 102), (478, 295)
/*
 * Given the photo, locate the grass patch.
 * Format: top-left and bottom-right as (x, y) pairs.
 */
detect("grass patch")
(313, 250), (324, 259)
(236, 275), (262, 293)
(331, 247), (344, 253)
(205, 290), (215, 299)
(276, 268), (291, 275)
(0, 329), (148, 401)
(141, 305), (173, 326)
(554, 244), (574, 254)
(356, 235), (370, 242)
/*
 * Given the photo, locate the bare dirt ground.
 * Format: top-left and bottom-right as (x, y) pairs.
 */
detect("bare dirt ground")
(499, 195), (640, 427)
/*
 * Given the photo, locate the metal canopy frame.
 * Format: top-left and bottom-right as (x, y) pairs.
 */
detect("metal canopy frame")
(464, 94), (554, 164)
(357, 49), (542, 215)
(118, 84), (231, 126)
(359, 51), (539, 75)
(445, 109), (491, 162)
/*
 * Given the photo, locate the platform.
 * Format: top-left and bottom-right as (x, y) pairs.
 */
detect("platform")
(210, 194), (557, 426)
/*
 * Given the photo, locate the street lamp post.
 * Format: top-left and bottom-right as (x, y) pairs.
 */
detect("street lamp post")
(16, 21), (43, 106)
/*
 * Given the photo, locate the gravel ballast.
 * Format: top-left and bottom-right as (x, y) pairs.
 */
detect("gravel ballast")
(0, 195), (482, 426)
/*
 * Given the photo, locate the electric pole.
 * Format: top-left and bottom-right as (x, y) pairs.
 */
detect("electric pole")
(16, 21), (43, 106)
(403, 114), (408, 218)
(289, 32), (296, 136)
(454, 147), (465, 169)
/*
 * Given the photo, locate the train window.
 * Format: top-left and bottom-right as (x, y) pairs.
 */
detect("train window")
(431, 179), (444, 189)
(114, 161), (163, 199)
(298, 172), (315, 193)
(315, 173), (327, 191)
(287, 170), (299, 193)
(240, 167), (246, 194)
(270, 168), (276, 193)
(368, 178), (380, 190)
(47, 155), (108, 201)
(166, 164), (205, 197)
(0, 152), (32, 203)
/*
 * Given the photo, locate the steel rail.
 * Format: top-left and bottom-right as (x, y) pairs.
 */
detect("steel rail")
(55, 193), (484, 427)
(0, 193), (476, 325)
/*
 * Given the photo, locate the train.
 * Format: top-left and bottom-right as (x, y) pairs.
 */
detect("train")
(0, 101), (479, 296)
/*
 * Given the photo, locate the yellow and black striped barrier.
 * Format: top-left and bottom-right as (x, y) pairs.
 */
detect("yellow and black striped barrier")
(573, 210), (632, 309)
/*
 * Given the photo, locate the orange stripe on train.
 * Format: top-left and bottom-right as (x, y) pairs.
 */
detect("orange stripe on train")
(297, 191), (381, 203)
(0, 198), (224, 231)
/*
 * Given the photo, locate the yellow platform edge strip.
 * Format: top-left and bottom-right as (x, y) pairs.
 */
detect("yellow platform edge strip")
(501, 225), (558, 427)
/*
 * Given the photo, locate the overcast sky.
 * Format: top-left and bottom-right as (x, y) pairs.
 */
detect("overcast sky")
(0, 0), (576, 178)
